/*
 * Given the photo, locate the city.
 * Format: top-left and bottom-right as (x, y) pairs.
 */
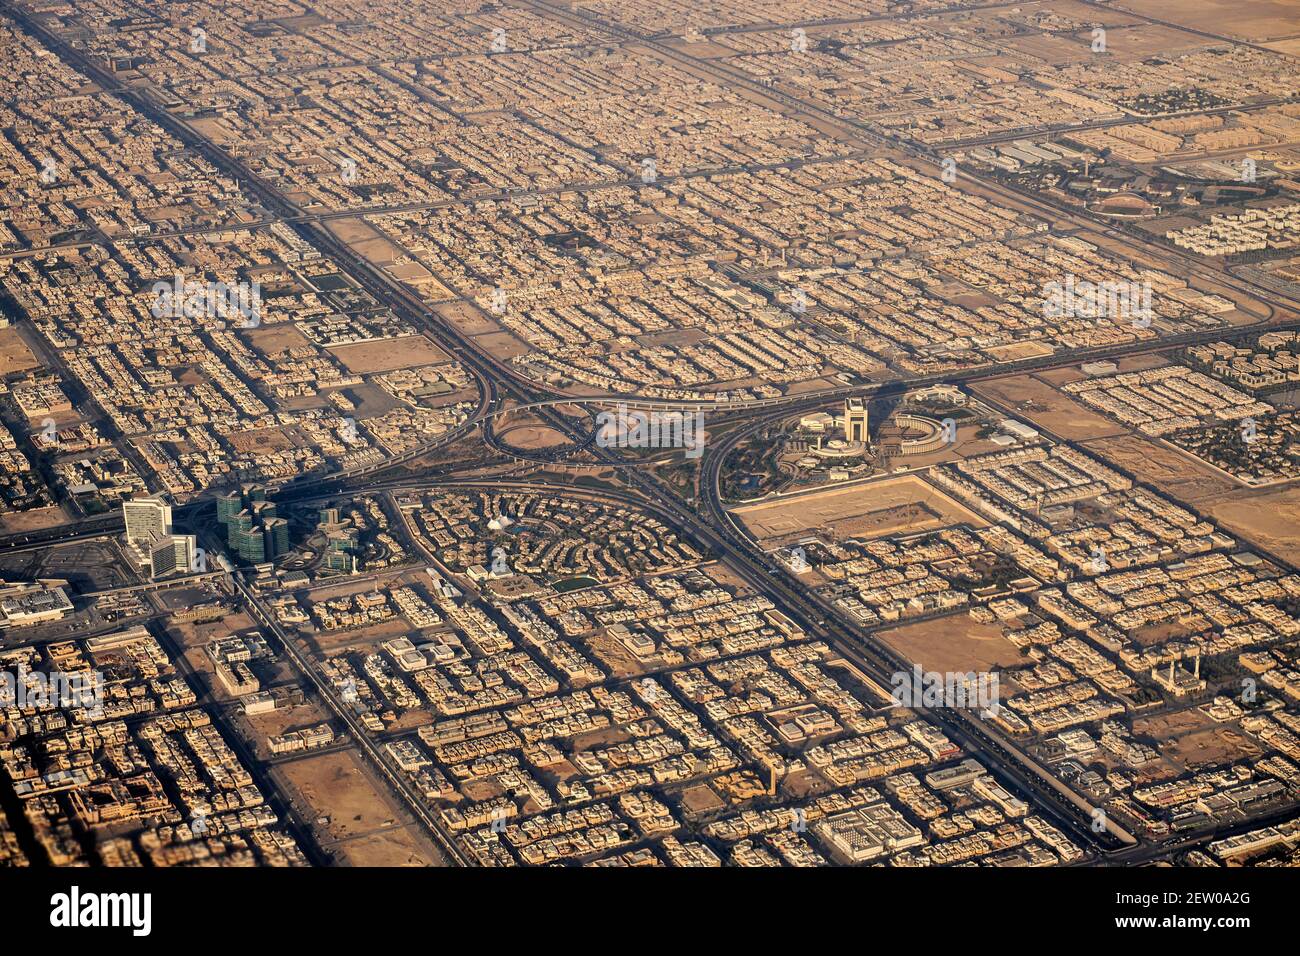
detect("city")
(0, 0), (1294, 938)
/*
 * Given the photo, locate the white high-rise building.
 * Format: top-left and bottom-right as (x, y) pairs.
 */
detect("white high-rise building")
(149, 534), (199, 579)
(123, 498), (200, 578)
(123, 497), (173, 546)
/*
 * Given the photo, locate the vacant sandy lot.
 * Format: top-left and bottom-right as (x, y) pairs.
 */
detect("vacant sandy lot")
(974, 374), (1126, 441)
(1208, 484), (1300, 565)
(1087, 23), (1206, 57)
(228, 426), (297, 454)
(984, 341), (1056, 363)
(701, 560), (755, 593)
(1262, 38), (1300, 55)
(1083, 435), (1237, 502)
(1120, 0), (1300, 41)
(330, 334), (450, 373)
(1001, 33), (1098, 66)
(0, 327), (39, 375)
(247, 322), (312, 356)
(679, 783), (726, 814)
(733, 474), (987, 544)
(326, 217), (405, 266)
(876, 614), (1024, 675)
(0, 505), (69, 533)
(278, 748), (442, 865)
(331, 827), (437, 867)
(495, 423), (571, 450)
(436, 301), (499, 336)
(279, 750), (393, 843)
(1136, 710), (1264, 772)
(474, 329), (531, 363)
(1166, 727), (1264, 772)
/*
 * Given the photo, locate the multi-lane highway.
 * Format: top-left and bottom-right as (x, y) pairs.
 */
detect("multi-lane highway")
(9, 0), (1300, 869)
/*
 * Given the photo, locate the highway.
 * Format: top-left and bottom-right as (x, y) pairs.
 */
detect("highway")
(693, 409), (1135, 853)
(9, 0), (1300, 869)
(227, 569), (471, 867)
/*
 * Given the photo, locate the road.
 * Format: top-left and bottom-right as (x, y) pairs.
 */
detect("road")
(8, 0), (1300, 869)
(227, 568), (470, 866)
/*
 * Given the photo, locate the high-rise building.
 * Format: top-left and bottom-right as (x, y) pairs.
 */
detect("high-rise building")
(218, 487), (290, 565)
(264, 518), (290, 560)
(844, 398), (869, 443)
(227, 511), (265, 563)
(123, 497), (172, 547)
(216, 491), (243, 526)
(123, 498), (201, 580)
(150, 536), (178, 578)
(150, 534), (198, 579)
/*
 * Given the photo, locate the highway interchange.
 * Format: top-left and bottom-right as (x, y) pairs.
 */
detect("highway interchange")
(7, 2), (1300, 868)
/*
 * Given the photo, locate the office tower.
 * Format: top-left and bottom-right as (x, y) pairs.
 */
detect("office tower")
(149, 536), (177, 578)
(149, 534), (198, 580)
(264, 517), (290, 560)
(219, 488), (291, 565)
(324, 528), (358, 573)
(319, 507), (341, 527)
(845, 398), (869, 443)
(123, 497), (172, 546)
(227, 511), (265, 563)
(216, 491), (243, 526)
(123, 498), (196, 579)
(174, 534), (199, 573)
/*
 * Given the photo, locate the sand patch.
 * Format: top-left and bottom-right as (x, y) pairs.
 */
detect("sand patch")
(1208, 483), (1300, 565)
(876, 614), (1025, 674)
(732, 474), (987, 544)
(329, 335), (450, 374)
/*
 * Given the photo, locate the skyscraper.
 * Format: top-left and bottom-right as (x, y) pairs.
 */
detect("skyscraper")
(217, 486), (291, 565)
(149, 534), (198, 579)
(227, 511), (266, 563)
(216, 491), (243, 526)
(122, 498), (199, 579)
(123, 497), (172, 547)
(264, 517), (290, 560)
